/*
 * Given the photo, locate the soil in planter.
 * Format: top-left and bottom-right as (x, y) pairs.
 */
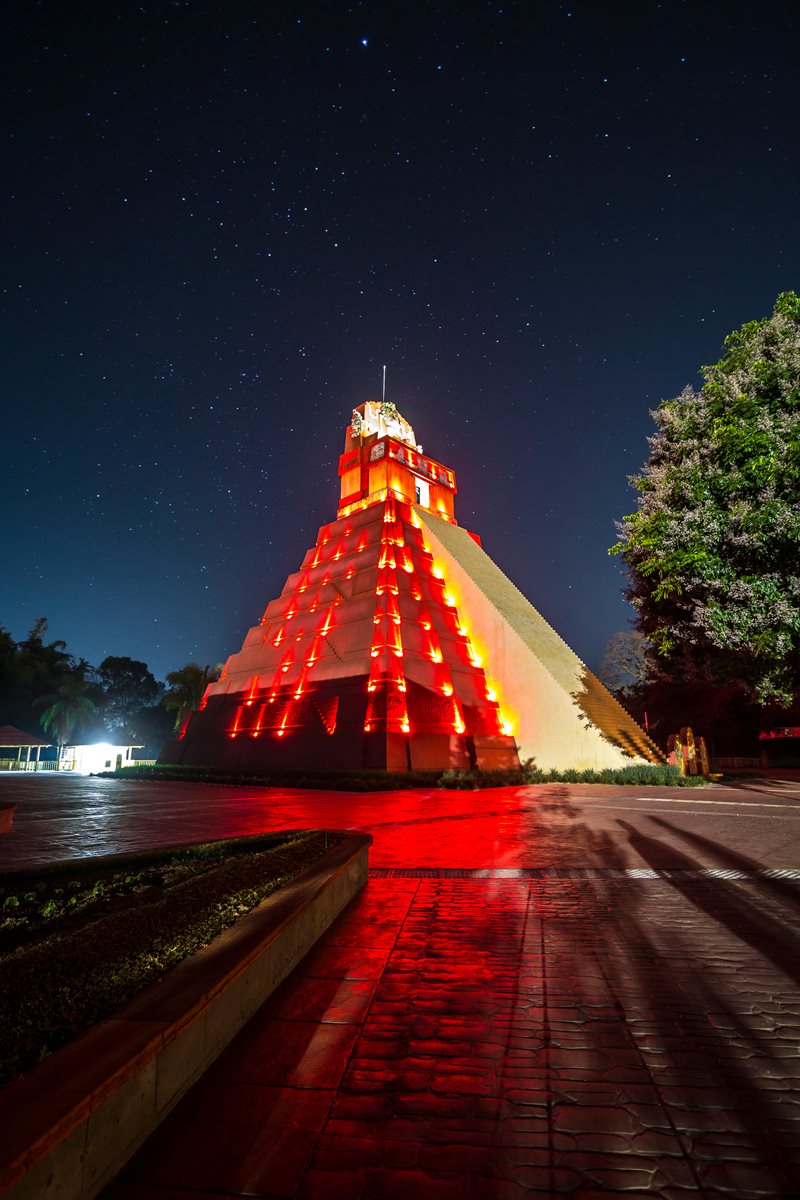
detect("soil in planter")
(0, 830), (344, 1086)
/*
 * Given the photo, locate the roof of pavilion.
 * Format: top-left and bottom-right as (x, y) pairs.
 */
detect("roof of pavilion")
(0, 725), (52, 749)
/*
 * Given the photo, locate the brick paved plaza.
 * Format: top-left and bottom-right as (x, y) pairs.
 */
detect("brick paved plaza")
(2, 774), (800, 1197)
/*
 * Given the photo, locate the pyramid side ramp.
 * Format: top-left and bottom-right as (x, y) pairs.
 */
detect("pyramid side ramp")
(417, 510), (664, 771)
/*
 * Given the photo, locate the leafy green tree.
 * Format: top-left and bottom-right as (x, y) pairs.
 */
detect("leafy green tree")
(163, 663), (219, 731)
(35, 677), (97, 747)
(612, 292), (800, 708)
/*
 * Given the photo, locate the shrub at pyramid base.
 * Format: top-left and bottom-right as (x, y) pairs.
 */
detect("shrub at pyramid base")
(159, 401), (664, 773)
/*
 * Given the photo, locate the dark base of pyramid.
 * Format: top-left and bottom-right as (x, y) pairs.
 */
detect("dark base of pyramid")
(158, 678), (519, 774)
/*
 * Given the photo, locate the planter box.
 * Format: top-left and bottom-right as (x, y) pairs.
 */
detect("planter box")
(0, 830), (371, 1200)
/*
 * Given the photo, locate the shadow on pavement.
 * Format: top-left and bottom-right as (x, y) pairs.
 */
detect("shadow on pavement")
(648, 814), (800, 909)
(618, 821), (800, 987)
(612, 818), (800, 1193)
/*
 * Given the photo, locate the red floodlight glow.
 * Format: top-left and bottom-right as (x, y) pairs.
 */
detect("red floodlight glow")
(229, 705), (244, 737)
(376, 570), (398, 596)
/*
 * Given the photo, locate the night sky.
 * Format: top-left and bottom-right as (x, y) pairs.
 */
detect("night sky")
(3, 0), (798, 682)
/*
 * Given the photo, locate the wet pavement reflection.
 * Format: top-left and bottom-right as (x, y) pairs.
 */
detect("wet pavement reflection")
(3, 774), (800, 1197)
(2, 772), (800, 872)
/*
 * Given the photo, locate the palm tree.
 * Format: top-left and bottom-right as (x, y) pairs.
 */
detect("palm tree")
(35, 676), (96, 748)
(163, 663), (219, 731)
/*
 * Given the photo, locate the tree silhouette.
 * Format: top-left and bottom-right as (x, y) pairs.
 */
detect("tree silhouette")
(96, 656), (162, 732)
(598, 631), (650, 698)
(163, 663), (219, 731)
(35, 677), (97, 747)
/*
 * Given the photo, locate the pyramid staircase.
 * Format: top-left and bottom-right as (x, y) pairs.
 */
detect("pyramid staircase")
(164, 494), (519, 771)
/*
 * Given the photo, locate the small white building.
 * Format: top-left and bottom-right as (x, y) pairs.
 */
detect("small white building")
(59, 744), (143, 774)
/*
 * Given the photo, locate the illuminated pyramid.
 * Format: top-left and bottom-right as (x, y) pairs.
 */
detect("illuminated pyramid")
(160, 401), (663, 772)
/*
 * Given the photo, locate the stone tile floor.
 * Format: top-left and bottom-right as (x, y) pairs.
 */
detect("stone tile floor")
(3, 775), (800, 1197)
(105, 870), (800, 1198)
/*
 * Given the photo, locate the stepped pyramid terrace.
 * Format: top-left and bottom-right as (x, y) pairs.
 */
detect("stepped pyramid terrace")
(159, 401), (664, 773)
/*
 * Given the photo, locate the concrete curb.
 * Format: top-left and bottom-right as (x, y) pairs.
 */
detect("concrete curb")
(0, 829), (371, 1200)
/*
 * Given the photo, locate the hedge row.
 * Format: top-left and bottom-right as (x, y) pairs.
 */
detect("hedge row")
(439, 762), (704, 788)
(106, 761), (703, 790)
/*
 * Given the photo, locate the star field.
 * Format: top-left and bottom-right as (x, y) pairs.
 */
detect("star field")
(2, 0), (798, 680)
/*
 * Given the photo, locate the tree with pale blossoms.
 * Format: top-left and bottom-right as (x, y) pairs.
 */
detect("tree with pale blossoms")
(612, 292), (800, 709)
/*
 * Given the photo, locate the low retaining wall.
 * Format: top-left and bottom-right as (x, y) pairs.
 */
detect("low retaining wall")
(0, 830), (371, 1200)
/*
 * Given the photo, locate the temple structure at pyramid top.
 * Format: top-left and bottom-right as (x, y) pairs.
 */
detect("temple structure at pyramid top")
(159, 400), (664, 773)
(337, 400), (457, 523)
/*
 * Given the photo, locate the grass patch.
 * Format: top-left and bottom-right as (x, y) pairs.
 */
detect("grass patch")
(102, 761), (704, 790)
(0, 830), (343, 1087)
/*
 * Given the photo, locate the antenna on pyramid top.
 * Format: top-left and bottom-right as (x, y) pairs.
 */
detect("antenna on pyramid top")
(382, 364), (387, 404)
